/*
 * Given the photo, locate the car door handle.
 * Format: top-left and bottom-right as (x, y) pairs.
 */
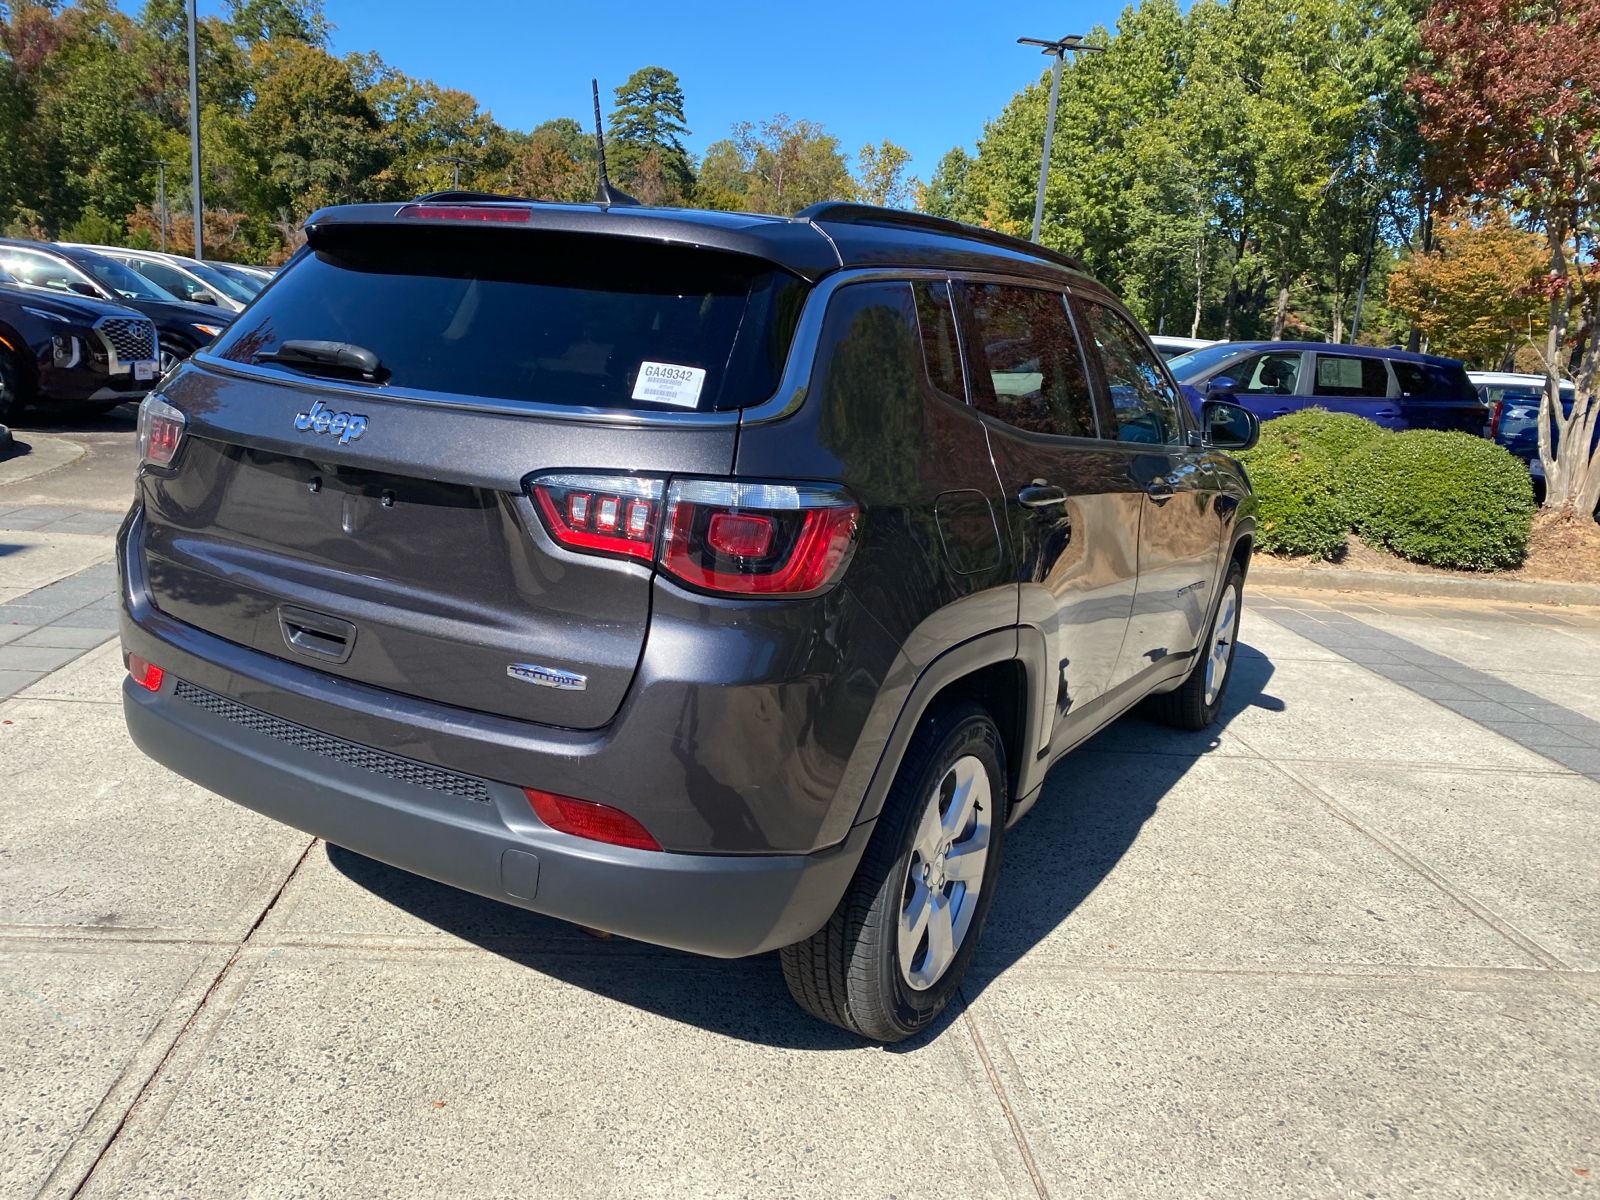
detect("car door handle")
(1145, 477), (1176, 503)
(1270, 407), (1293, 416)
(1018, 483), (1068, 509)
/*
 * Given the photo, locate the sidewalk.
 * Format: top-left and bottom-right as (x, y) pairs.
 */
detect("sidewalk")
(2, 524), (1596, 1198)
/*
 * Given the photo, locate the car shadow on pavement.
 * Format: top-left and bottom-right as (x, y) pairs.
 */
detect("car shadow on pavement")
(327, 640), (1279, 1050)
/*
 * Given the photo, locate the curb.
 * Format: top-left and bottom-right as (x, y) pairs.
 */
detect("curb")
(0, 433), (87, 486)
(1249, 563), (1600, 607)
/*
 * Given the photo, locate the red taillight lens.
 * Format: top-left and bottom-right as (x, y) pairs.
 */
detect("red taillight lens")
(1489, 400), (1504, 439)
(394, 204), (532, 222)
(530, 474), (664, 561)
(137, 395), (186, 467)
(524, 788), (662, 851)
(127, 654), (163, 692)
(661, 479), (858, 596)
(705, 512), (774, 558)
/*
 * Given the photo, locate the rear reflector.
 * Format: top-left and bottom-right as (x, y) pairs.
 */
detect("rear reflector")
(524, 788), (662, 851)
(395, 204), (532, 222)
(127, 654), (164, 692)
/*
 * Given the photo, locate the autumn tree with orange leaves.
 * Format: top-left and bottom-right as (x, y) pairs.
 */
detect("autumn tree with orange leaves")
(1415, 0), (1600, 517)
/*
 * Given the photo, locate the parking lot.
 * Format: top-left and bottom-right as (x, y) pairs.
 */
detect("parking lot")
(1, 425), (1598, 1198)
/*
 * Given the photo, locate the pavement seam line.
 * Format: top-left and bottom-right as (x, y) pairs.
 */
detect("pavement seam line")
(960, 992), (1049, 1200)
(1262, 753), (1571, 973)
(45, 837), (318, 1200)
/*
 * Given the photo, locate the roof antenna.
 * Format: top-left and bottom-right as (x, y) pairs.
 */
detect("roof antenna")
(592, 78), (638, 208)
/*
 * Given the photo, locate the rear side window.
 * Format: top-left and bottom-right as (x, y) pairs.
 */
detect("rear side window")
(960, 283), (1096, 438)
(912, 280), (964, 400)
(1313, 354), (1388, 397)
(1079, 301), (1184, 445)
(1392, 361), (1431, 397)
(1226, 350), (1303, 395)
(211, 226), (808, 412)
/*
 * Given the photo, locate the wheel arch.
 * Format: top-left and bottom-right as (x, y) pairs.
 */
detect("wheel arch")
(848, 625), (1051, 834)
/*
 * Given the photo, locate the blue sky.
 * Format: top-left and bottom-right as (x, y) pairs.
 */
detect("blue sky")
(216, 0), (1135, 183)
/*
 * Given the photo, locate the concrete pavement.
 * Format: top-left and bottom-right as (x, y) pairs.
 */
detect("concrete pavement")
(1, 510), (1596, 1198)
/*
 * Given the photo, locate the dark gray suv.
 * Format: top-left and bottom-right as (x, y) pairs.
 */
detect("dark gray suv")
(117, 198), (1259, 1041)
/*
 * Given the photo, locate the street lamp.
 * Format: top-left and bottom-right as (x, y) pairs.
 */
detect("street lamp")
(1017, 34), (1105, 244)
(186, 0), (202, 260)
(429, 155), (475, 191)
(142, 159), (173, 252)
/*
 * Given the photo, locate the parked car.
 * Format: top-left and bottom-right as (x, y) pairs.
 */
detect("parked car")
(205, 260), (270, 296)
(1472, 370), (1595, 505)
(1150, 334), (1222, 361)
(0, 240), (233, 376)
(118, 198), (1260, 1041)
(1169, 340), (1487, 433)
(0, 267), (158, 420)
(58, 244), (252, 313)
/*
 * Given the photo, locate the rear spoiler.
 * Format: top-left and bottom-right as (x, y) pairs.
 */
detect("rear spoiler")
(302, 202), (844, 283)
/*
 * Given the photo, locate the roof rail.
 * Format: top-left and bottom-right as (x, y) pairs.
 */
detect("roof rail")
(411, 190), (531, 204)
(794, 202), (1088, 274)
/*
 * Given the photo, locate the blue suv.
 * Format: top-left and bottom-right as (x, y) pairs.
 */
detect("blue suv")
(1169, 341), (1486, 434)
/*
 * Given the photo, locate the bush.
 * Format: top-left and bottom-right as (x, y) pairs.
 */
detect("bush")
(1344, 430), (1537, 570)
(1258, 407), (1388, 471)
(1238, 440), (1349, 559)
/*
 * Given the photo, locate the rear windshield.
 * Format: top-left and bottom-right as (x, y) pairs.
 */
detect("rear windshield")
(210, 225), (808, 412)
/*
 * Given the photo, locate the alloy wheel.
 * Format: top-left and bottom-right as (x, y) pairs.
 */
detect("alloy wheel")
(1204, 582), (1240, 708)
(898, 753), (994, 990)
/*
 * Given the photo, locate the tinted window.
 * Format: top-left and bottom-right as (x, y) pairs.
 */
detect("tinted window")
(1225, 350), (1303, 395)
(912, 280), (963, 399)
(1313, 353), (1388, 397)
(211, 227), (808, 412)
(118, 256), (212, 303)
(1392, 361), (1431, 397)
(1080, 302), (1183, 445)
(72, 255), (180, 303)
(960, 283), (1095, 438)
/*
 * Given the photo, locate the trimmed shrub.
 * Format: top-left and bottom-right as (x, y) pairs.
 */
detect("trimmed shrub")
(1344, 430), (1537, 570)
(1238, 440), (1348, 559)
(1258, 406), (1388, 472)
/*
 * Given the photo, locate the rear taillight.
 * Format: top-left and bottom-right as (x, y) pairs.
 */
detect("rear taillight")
(530, 474), (664, 561)
(136, 394), (186, 467)
(126, 654), (163, 691)
(1489, 400), (1504, 439)
(661, 479), (858, 596)
(524, 788), (662, 851)
(525, 473), (859, 596)
(395, 204), (531, 222)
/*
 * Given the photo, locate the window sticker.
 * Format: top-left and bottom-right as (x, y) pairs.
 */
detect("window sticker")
(1316, 356), (1363, 390)
(631, 361), (706, 408)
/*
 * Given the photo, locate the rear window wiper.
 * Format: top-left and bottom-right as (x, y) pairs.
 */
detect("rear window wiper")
(255, 339), (386, 382)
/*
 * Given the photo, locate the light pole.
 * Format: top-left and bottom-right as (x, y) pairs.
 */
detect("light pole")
(1017, 35), (1104, 244)
(429, 155), (474, 191)
(186, 0), (202, 260)
(143, 159), (172, 252)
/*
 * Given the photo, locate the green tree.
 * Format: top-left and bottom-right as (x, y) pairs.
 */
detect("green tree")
(855, 139), (915, 208)
(701, 114), (854, 214)
(608, 66), (690, 202)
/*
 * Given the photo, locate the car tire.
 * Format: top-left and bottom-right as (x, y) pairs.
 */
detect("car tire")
(780, 701), (1008, 1042)
(0, 348), (24, 424)
(158, 333), (195, 378)
(1144, 559), (1245, 731)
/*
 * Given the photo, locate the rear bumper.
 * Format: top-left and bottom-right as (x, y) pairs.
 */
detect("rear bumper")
(123, 674), (872, 957)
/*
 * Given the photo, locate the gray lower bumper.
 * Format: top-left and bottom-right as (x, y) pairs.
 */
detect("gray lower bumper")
(123, 677), (872, 958)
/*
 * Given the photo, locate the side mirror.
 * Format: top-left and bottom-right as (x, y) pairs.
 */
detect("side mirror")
(191, 291), (218, 306)
(1203, 400), (1260, 451)
(69, 281), (101, 298)
(1205, 375), (1239, 397)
